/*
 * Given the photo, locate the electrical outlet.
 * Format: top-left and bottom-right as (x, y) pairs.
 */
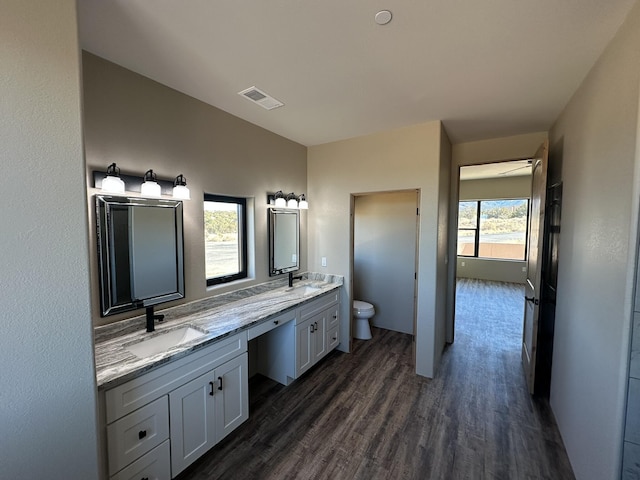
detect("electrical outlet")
(321, 257), (327, 267)
(522, 266), (527, 272)
(461, 261), (465, 267)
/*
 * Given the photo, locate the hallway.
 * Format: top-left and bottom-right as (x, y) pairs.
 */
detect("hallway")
(178, 279), (574, 479)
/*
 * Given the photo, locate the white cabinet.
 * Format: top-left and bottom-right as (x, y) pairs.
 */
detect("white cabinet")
(110, 440), (171, 480)
(106, 396), (170, 475)
(103, 332), (248, 479)
(169, 353), (248, 476)
(257, 290), (340, 385)
(295, 313), (327, 377)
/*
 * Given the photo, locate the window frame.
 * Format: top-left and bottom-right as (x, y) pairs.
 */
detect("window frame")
(457, 201), (480, 257)
(457, 198), (530, 261)
(204, 193), (248, 286)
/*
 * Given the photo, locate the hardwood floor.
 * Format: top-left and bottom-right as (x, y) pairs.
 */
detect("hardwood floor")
(177, 279), (574, 479)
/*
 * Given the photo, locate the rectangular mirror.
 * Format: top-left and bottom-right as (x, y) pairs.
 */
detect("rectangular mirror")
(268, 208), (299, 275)
(96, 195), (185, 316)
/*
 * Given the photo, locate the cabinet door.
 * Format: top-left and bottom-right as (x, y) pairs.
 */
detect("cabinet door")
(214, 352), (249, 442)
(312, 314), (327, 363)
(169, 371), (216, 477)
(295, 318), (314, 377)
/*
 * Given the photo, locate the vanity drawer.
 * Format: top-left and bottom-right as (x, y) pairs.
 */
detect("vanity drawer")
(110, 439), (170, 480)
(248, 311), (295, 340)
(327, 325), (339, 351)
(327, 305), (339, 329)
(107, 396), (169, 475)
(298, 290), (339, 324)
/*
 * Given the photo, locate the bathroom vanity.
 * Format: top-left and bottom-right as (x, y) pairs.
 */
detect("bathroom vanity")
(94, 275), (342, 480)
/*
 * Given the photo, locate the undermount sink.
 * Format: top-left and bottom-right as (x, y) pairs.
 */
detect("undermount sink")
(125, 326), (207, 359)
(286, 284), (322, 297)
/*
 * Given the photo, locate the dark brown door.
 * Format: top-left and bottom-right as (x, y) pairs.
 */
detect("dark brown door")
(522, 141), (549, 394)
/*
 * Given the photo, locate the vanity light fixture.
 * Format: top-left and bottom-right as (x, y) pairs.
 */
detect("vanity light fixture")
(140, 169), (162, 197)
(286, 192), (298, 208)
(172, 174), (190, 200)
(268, 191), (308, 209)
(274, 191), (287, 208)
(101, 163), (125, 194)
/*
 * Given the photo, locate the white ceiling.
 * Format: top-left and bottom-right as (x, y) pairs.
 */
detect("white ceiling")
(77, 0), (636, 147)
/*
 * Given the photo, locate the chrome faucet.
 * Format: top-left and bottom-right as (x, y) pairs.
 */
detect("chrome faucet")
(288, 272), (303, 288)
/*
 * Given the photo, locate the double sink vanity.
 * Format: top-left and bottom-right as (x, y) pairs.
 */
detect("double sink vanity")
(94, 273), (343, 480)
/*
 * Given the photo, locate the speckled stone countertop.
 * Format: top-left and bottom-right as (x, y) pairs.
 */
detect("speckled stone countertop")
(94, 273), (343, 390)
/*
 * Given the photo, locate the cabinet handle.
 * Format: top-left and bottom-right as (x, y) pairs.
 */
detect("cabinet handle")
(333, 314), (337, 319)
(141, 477), (149, 480)
(332, 334), (337, 341)
(138, 430), (147, 440)
(274, 320), (279, 325)
(218, 376), (223, 391)
(209, 381), (215, 396)
(310, 324), (315, 333)
(314, 321), (318, 331)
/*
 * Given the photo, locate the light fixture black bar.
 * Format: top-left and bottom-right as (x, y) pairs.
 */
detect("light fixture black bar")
(92, 170), (175, 195)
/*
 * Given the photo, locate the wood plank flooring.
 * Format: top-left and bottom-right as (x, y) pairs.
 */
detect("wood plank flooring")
(177, 279), (574, 479)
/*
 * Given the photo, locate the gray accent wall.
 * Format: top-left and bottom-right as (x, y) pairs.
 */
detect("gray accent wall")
(548, 2), (640, 478)
(82, 52), (308, 327)
(1, 1), (99, 477)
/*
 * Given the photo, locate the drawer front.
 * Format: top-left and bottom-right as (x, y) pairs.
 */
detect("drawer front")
(110, 440), (170, 480)
(106, 332), (247, 423)
(107, 396), (169, 475)
(327, 325), (339, 351)
(298, 290), (340, 324)
(248, 311), (295, 340)
(327, 305), (339, 329)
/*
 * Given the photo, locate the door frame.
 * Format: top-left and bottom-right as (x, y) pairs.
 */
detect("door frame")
(349, 189), (421, 357)
(448, 157), (535, 344)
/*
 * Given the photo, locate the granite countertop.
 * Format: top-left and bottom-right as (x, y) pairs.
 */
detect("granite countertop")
(94, 273), (343, 390)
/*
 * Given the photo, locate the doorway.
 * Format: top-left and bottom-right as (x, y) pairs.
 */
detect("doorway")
(452, 156), (560, 396)
(351, 190), (419, 342)
(453, 159), (531, 377)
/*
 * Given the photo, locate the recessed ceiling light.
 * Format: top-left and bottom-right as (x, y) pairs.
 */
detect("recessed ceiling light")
(375, 10), (392, 25)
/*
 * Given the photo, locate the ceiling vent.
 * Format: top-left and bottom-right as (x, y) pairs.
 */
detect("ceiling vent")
(238, 86), (284, 110)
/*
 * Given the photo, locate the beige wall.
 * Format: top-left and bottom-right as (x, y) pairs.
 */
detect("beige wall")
(82, 53), (308, 326)
(548, 2), (640, 478)
(0, 1), (99, 477)
(436, 127), (452, 359)
(308, 121), (450, 377)
(452, 131), (548, 166)
(459, 175), (531, 200)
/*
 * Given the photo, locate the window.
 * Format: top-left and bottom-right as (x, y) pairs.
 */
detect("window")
(457, 199), (529, 261)
(204, 194), (247, 286)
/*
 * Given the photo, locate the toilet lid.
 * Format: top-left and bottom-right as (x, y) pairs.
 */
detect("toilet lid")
(353, 300), (374, 313)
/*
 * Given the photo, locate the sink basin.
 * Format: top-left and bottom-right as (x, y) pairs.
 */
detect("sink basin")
(125, 326), (207, 358)
(286, 284), (322, 297)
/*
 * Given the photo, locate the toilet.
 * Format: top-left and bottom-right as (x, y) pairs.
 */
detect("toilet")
(353, 300), (375, 340)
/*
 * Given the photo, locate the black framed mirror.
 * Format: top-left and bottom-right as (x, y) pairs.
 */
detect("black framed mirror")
(268, 208), (299, 275)
(96, 195), (185, 316)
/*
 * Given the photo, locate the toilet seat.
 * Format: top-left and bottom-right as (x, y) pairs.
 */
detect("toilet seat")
(353, 300), (375, 317)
